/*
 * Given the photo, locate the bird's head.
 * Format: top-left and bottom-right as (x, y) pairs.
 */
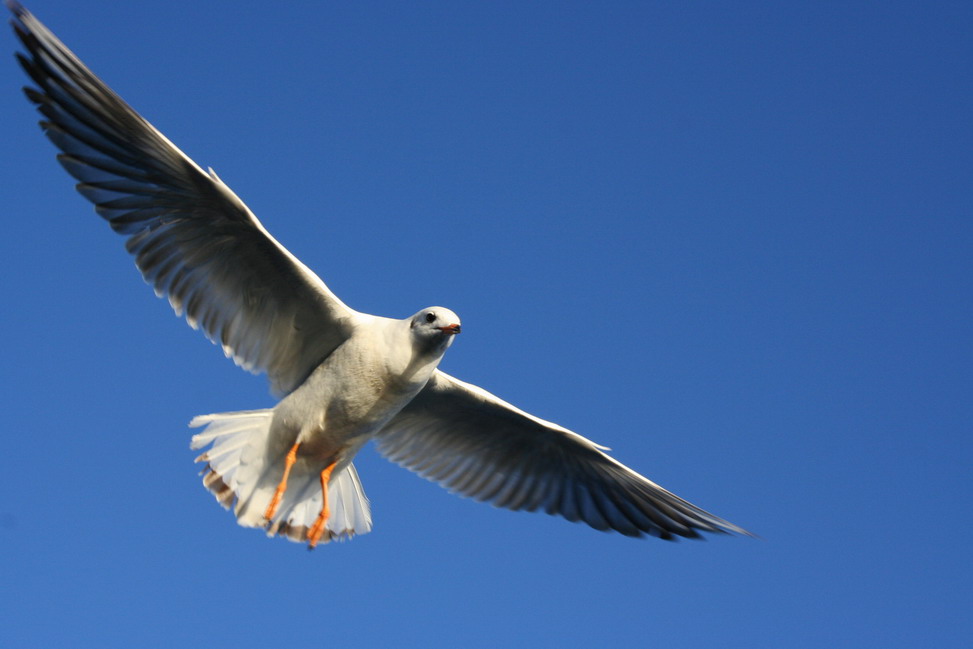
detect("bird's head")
(409, 306), (462, 353)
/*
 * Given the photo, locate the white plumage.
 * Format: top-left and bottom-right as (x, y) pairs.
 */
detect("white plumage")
(9, 1), (751, 548)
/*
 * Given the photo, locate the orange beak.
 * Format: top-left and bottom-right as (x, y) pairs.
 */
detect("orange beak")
(437, 323), (462, 335)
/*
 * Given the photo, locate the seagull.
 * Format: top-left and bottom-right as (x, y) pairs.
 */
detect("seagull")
(8, 1), (752, 548)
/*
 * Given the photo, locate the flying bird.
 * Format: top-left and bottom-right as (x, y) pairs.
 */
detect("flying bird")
(8, 1), (752, 548)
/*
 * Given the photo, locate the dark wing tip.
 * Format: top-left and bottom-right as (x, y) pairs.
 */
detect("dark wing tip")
(6, 1), (26, 19)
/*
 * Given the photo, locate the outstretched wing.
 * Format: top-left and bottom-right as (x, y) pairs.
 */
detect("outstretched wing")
(379, 371), (752, 539)
(10, 3), (356, 396)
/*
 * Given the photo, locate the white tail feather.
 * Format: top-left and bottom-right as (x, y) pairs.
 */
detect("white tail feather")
(190, 410), (372, 544)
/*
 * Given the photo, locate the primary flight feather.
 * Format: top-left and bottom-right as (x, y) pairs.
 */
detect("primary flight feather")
(8, 1), (751, 547)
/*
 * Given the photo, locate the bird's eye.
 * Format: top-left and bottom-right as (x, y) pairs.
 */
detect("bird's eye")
(425, 312), (437, 323)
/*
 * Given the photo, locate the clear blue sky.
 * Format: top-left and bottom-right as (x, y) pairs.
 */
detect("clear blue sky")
(2, 1), (970, 647)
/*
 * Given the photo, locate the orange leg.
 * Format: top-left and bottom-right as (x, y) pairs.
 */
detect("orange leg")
(263, 442), (300, 523)
(306, 461), (338, 550)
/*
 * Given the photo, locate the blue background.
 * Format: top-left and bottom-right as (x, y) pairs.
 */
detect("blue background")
(2, 1), (970, 647)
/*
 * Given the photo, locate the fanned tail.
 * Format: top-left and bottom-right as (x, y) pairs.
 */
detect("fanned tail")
(189, 410), (372, 545)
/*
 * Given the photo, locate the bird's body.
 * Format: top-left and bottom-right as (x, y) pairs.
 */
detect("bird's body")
(271, 312), (454, 463)
(8, 0), (752, 548)
(192, 309), (460, 542)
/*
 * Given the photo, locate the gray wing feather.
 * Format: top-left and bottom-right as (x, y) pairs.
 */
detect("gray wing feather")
(379, 371), (752, 539)
(11, 4), (355, 396)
